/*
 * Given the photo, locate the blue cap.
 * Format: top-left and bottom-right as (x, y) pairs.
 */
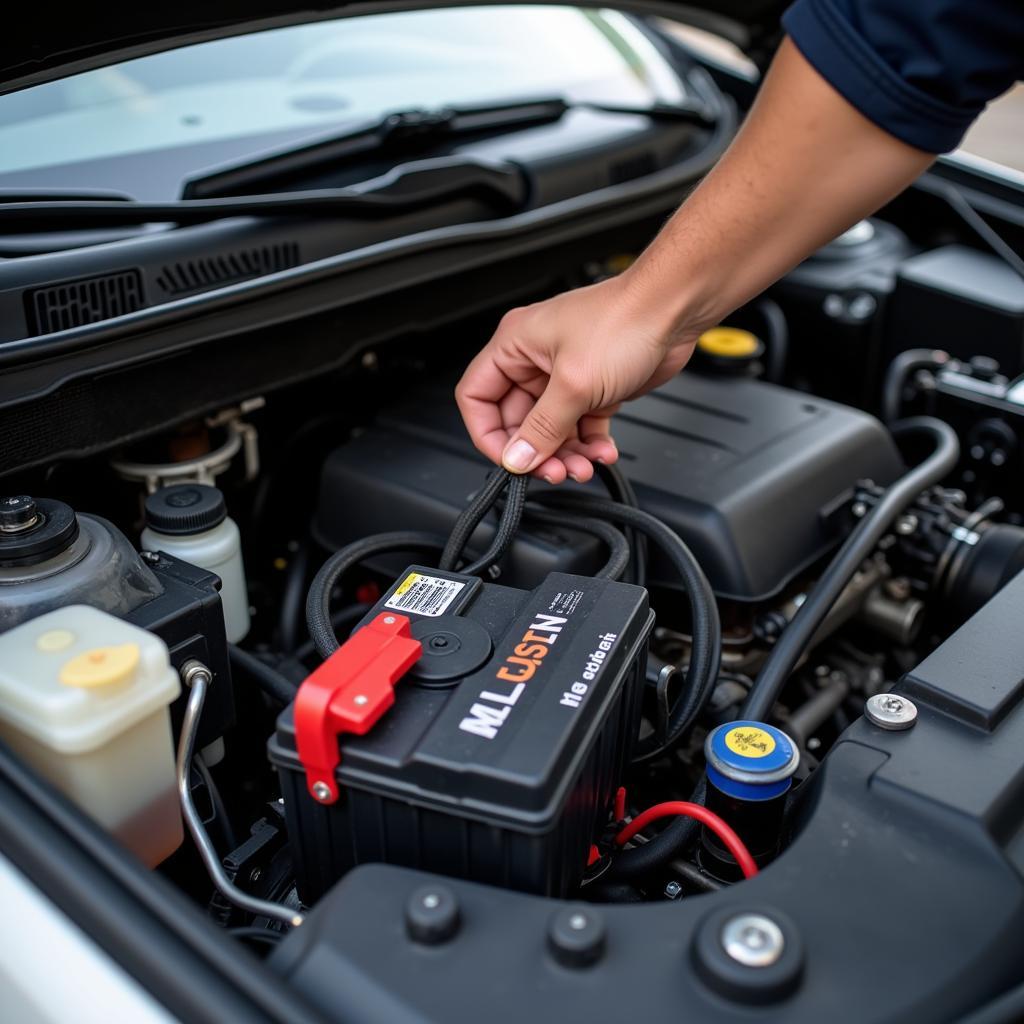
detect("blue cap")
(705, 721), (799, 802)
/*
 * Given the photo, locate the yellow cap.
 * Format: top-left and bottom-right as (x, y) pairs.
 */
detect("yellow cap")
(698, 327), (760, 359)
(724, 726), (777, 758)
(59, 644), (140, 689)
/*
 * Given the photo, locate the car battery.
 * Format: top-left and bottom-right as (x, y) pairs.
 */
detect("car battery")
(269, 567), (653, 904)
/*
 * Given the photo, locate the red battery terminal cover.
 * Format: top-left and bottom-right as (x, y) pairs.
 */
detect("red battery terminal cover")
(294, 612), (422, 804)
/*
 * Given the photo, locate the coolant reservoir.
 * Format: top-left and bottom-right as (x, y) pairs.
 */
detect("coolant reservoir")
(141, 484), (250, 643)
(0, 605), (183, 866)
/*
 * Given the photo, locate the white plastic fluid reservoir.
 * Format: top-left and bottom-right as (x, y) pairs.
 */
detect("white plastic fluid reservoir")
(141, 483), (251, 643)
(0, 605), (183, 867)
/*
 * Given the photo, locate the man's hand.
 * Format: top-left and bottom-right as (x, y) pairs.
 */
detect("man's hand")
(456, 38), (935, 482)
(455, 273), (699, 484)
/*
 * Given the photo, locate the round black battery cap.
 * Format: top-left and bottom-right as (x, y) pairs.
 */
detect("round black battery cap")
(410, 615), (492, 686)
(0, 496), (79, 568)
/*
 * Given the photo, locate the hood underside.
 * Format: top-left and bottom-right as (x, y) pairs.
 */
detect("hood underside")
(1, 1), (786, 95)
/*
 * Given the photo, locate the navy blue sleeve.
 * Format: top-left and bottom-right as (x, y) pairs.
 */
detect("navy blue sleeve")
(782, 0), (1024, 153)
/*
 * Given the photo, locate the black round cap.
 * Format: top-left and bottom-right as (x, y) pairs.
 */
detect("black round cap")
(405, 885), (461, 945)
(548, 906), (606, 968)
(0, 496), (79, 567)
(145, 484), (226, 536)
(410, 615), (493, 686)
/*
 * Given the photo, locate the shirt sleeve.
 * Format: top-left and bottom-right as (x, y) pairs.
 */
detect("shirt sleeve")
(782, 0), (1024, 153)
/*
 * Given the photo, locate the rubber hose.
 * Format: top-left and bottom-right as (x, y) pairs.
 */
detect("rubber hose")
(306, 531), (447, 659)
(277, 539), (310, 653)
(595, 461), (647, 587)
(743, 417), (959, 722)
(440, 470), (511, 571)
(459, 473), (529, 575)
(610, 777), (707, 881)
(228, 644), (300, 706)
(881, 348), (951, 425)
(756, 297), (789, 384)
(523, 503), (630, 580)
(534, 493), (720, 758)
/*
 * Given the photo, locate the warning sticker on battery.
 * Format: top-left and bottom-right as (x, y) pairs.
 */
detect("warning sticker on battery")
(385, 572), (465, 617)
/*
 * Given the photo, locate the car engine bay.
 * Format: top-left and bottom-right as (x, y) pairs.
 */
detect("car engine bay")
(2, 25), (1024, 1011)
(3, 215), (1024, 1019)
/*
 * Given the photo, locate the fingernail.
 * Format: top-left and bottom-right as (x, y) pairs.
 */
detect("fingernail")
(595, 458), (607, 465)
(542, 475), (555, 485)
(568, 473), (581, 483)
(502, 438), (537, 473)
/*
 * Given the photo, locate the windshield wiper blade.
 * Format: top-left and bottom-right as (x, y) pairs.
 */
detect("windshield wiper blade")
(0, 96), (714, 232)
(0, 156), (528, 231)
(183, 97), (715, 201)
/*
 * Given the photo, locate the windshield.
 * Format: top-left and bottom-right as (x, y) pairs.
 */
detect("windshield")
(0, 7), (684, 179)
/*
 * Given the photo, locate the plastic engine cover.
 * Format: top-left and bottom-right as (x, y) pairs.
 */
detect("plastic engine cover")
(269, 567), (653, 903)
(313, 373), (903, 601)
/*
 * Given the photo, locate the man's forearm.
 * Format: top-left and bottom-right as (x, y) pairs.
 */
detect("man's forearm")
(623, 37), (936, 341)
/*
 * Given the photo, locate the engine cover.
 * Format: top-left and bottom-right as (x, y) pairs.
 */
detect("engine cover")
(269, 567), (653, 903)
(314, 373), (902, 601)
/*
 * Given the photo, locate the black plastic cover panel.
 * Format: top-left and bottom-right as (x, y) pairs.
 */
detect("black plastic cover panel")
(315, 373), (903, 601)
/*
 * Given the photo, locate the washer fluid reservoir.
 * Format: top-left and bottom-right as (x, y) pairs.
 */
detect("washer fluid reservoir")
(0, 605), (183, 866)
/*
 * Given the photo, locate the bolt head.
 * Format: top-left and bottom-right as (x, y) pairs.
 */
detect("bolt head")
(721, 914), (785, 968)
(664, 880), (683, 899)
(896, 514), (918, 535)
(383, 615), (396, 625)
(312, 781), (332, 802)
(865, 692), (918, 730)
(353, 694), (368, 706)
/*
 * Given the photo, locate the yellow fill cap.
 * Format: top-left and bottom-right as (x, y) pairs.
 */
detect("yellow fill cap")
(724, 726), (776, 758)
(60, 644), (140, 688)
(698, 327), (760, 359)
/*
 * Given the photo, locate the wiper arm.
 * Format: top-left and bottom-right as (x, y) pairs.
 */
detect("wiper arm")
(0, 96), (714, 232)
(0, 156), (528, 231)
(183, 96), (715, 201)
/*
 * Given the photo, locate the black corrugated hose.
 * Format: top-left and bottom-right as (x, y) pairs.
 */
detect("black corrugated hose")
(306, 531), (448, 659)
(532, 491), (721, 762)
(439, 469), (517, 571)
(595, 462), (647, 587)
(304, 472), (636, 659)
(523, 503), (631, 580)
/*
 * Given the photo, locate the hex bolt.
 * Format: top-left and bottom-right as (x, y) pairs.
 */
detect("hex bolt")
(312, 781), (332, 802)
(721, 914), (785, 968)
(664, 880), (683, 900)
(383, 616), (396, 625)
(865, 692), (918, 731)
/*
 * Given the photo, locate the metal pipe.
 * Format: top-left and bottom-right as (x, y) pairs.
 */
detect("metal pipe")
(176, 660), (303, 928)
(787, 677), (850, 747)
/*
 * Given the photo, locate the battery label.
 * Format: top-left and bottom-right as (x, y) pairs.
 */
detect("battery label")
(385, 572), (465, 617)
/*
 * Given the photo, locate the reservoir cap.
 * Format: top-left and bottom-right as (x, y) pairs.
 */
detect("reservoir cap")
(705, 721), (799, 801)
(145, 484), (226, 536)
